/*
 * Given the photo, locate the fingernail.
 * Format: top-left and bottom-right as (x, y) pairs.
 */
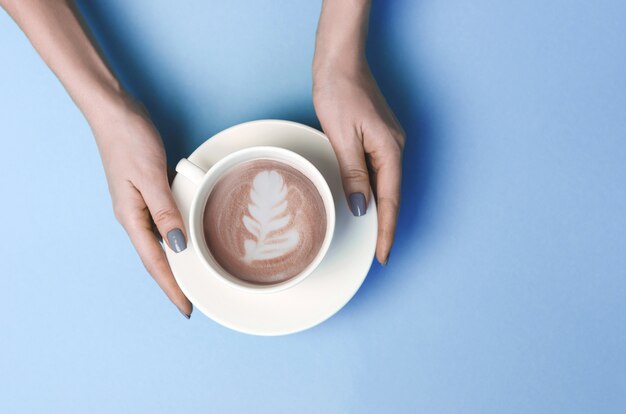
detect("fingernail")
(178, 307), (191, 319)
(349, 192), (367, 216)
(167, 228), (186, 253)
(382, 251), (390, 266)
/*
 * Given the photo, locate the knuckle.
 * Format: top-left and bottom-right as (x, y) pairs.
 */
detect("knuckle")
(379, 141), (403, 164)
(152, 207), (178, 226)
(395, 130), (406, 150)
(371, 133), (403, 162)
(113, 203), (129, 225)
(388, 134), (405, 155)
(378, 196), (400, 214)
(382, 124), (405, 153)
(343, 166), (369, 183)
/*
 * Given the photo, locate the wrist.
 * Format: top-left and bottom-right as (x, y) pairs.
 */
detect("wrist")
(313, 0), (370, 83)
(312, 53), (368, 90)
(80, 83), (139, 130)
(313, 39), (367, 76)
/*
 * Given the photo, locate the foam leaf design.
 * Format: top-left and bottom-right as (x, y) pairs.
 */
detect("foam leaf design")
(242, 170), (299, 263)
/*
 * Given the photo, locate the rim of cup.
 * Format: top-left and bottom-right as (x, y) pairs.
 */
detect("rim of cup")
(186, 146), (335, 294)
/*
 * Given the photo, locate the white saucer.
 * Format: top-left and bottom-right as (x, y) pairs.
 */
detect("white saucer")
(165, 120), (377, 336)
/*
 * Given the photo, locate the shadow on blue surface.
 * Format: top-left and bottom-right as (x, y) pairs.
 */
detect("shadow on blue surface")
(76, 0), (441, 319)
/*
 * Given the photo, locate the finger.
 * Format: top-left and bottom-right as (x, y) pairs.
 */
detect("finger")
(372, 146), (402, 265)
(365, 153), (378, 199)
(123, 209), (193, 318)
(140, 172), (188, 255)
(327, 126), (372, 217)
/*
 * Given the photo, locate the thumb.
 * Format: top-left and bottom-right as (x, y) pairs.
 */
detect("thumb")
(142, 174), (187, 253)
(329, 130), (371, 217)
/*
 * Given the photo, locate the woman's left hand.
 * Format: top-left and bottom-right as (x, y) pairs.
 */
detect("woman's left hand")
(313, 60), (404, 265)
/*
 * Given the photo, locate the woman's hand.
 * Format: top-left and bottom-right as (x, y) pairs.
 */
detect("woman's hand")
(1, 0), (191, 317)
(313, 61), (404, 265)
(313, 0), (404, 265)
(92, 98), (192, 318)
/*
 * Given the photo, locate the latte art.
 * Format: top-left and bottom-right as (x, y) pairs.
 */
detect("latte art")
(242, 170), (300, 263)
(203, 159), (327, 284)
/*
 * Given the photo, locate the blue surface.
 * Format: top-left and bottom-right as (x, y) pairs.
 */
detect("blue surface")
(1, 1), (625, 412)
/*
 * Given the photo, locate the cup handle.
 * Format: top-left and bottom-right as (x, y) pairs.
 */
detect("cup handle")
(175, 158), (206, 186)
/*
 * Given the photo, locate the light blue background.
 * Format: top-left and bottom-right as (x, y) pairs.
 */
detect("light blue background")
(1, 1), (625, 412)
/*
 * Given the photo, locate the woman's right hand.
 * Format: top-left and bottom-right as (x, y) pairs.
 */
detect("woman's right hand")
(91, 98), (193, 318)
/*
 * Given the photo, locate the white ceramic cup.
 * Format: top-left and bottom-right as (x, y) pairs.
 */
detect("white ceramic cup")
(175, 146), (335, 294)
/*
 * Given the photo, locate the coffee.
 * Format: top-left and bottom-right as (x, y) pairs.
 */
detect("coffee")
(203, 159), (327, 285)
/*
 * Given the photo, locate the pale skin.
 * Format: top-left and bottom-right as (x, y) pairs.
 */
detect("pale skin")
(314, 0), (405, 265)
(1, 0), (404, 318)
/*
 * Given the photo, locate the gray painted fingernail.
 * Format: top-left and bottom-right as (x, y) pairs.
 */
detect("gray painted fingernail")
(178, 307), (191, 319)
(383, 251), (390, 266)
(167, 228), (186, 253)
(349, 192), (367, 216)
